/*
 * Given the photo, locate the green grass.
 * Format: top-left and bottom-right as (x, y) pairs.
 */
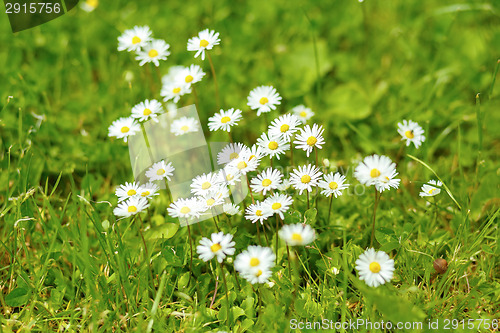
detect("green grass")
(1, 0), (500, 332)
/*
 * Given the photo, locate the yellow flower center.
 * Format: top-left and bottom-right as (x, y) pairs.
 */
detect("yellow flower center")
(256, 210), (263, 216)
(329, 182), (338, 190)
(86, 0), (98, 7)
(120, 126), (129, 133)
(201, 182), (211, 190)
(199, 39), (209, 47)
(405, 130), (414, 139)
(301, 175), (311, 183)
(369, 262), (381, 273)
(220, 116), (231, 124)
(259, 97), (269, 105)
(280, 124), (290, 132)
(306, 136), (317, 146)
(268, 141), (278, 150)
(256, 269), (263, 277)
(370, 168), (381, 178)
(291, 233), (303, 242)
(185, 75), (193, 83)
(210, 243), (222, 252)
(173, 87), (181, 94)
(180, 206), (191, 214)
(141, 191), (150, 197)
(250, 258), (260, 267)
(156, 168), (165, 175)
(132, 36), (141, 44)
(226, 174), (234, 181)
(429, 188), (436, 194)
(262, 179), (272, 187)
(143, 108), (152, 116)
(237, 161), (247, 170)
(127, 189), (136, 196)
(272, 202), (282, 210)
(180, 125), (189, 132)
(206, 198), (215, 206)
(128, 206), (137, 213)
(229, 152), (239, 160)
(148, 49), (159, 58)
(300, 111), (307, 117)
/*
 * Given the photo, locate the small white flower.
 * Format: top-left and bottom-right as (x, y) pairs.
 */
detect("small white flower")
(355, 248), (395, 287)
(290, 164), (323, 195)
(187, 29), (221, 60)
(208, 108), (243, 132)
(115, 181), (141, 202)
(161, 82), (191, 103)
(223, 203), (241, 216)
(291, 105), (314, 124)
(256, 132), (289, 160)
(131, 99), (163, 122)
(191, 172), (220, 196)
(113, 196), (149, 218)
(245, 201), (272, 224)
(376, 169), (401, 193)
(247, 86), (282, 116)
(268, 114), (301, 142)
(318, 172), (350, 198)
(80, 0), (98, 12)
(197, 232), (235, 263)
(145, 160), (175, 182)
(170, 116), (199, 136)
(227, 149), (260, 175)
(234, 245), (275, 284)
(294, 124), (325, 157)
(276, 178), (291, 191)
(138, 182), (160, 199)
(108, 117), (140, 142)
(262, 193), (293, 219)
(135, 39), (170, 67)
(279, 223), (316, 246)
(420, 180), (442, 197)
(354, 154), (400, 192)
(217, 142), (248, 165)
(250, 168), (283, 195)
(167, 198), (203, 219)
(397, 120), (425, 148)
(216, 165), (242, 187)
(176, 64), (206, 85)
(117, 25), (152, 52)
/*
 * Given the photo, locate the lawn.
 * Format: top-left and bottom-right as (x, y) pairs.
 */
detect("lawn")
(0, 0), (499, 332)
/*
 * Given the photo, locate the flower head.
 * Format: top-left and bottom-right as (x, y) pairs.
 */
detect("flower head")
(167, 197), (203, 219)
(318, 172), (350, 198)
(250, 168), (283, 195)
(355, 248), (395, 287)
(227, 148), (260, 175)
(197, 232), (235, 263)
(113, 196), (149, 218)
(145, 160), (175, 182)
(247, 86), (282, 116)
(187, 29), (220, 60)
(234, 245), (275, 284)
(191, 172), (220, 196)
(170, 116), (199, 136)
(245, 201), (272, 224)
(354, 154), (400, 192)
(208, 108), (243, 132)
(397, 120), (425, 148)
(115, 181), (141, 202)
(256, 132), (289, 160)
(262, 193), (293, 219)
(118, 25), (152, 52)
(161, 82), (191, 103)
(419, 180), (442, 197)
(135, 39), (170, 66)
(108, 117), (140, 142)
(291, 105), (314, 124)
(294, 124), (325, 157)
(138, 182), (160, 199)
(290, 164), (323, 195)
(176, 64), (206, 85)
(131, 99), (163, 122)
(223, 203), (241, 216)
(268, 113), (301, 142)
(217, 142), (248, 165)
(279, 223), (316, 246)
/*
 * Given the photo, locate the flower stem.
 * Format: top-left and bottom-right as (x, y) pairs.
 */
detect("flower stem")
(206, 52), (220, 110)
(275, 215), (280, 264)
(306, 191), (310, 210)
(219, 262), (231, 332)
(186, 219), (194, 275)
(327, 195), (333, 224)
(370, 187), (381, 247)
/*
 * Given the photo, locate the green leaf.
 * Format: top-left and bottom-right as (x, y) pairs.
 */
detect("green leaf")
(304, 208), (317, 225)
(284, 210), (302, 224)
(144, 223), (179, 240)
(379, 241), (401, 252)
(5, 288), (30, 307)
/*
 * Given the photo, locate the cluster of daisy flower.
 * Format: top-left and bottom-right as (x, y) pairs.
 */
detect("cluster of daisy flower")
(118, 26), (170, 67)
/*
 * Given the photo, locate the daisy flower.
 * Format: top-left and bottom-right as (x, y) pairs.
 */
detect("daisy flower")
(245, 201), (272, 224)
(228, 149), (260, 175)
(108, 117), (140, 142)
(217, 143), (248, 165)
(137, 182), (160, 199)
(113, 196), (150, 218)
(376, 169), (401, 193)
(291, 105), (314, 124)
(208, 108), (243, 132)
(131, 99), (163, 122)
(187, 29), (221, 60)
(289, 164), (323, 195)
(161, 82), (191, 103)
(170, 116), (199, 136)
(419, 180), (442, 197)
(115, 181), (141, 202)
(135, 39), (170, 67)
(117, 25), (152, 52)
(80, 0), (98, 12)
(294, 124), (325, 157)
(279, 223), (316, 246)
(167, 197), (203, 219)
(234, 245), (275, 284)
(197, 232), (235, 263)
(262, 193), (293, 219)
(145, 160), (175, 181)
(268, 114), (301, 142)
(256, 132), (289, 160)
(250, 168), (283, 195)
(354, 154), (400, 192)
(176, 64), (205, 85)
(276, 178), (291, 191)
(318, 172), (350, 198)
(223, 203), (241, 216)
(397, 120), (425, 148)
(247, 86), (282, 116)
(216, 165), (242, 187)
(191, 172), (220, 196)
(355, 248), (395, 287)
